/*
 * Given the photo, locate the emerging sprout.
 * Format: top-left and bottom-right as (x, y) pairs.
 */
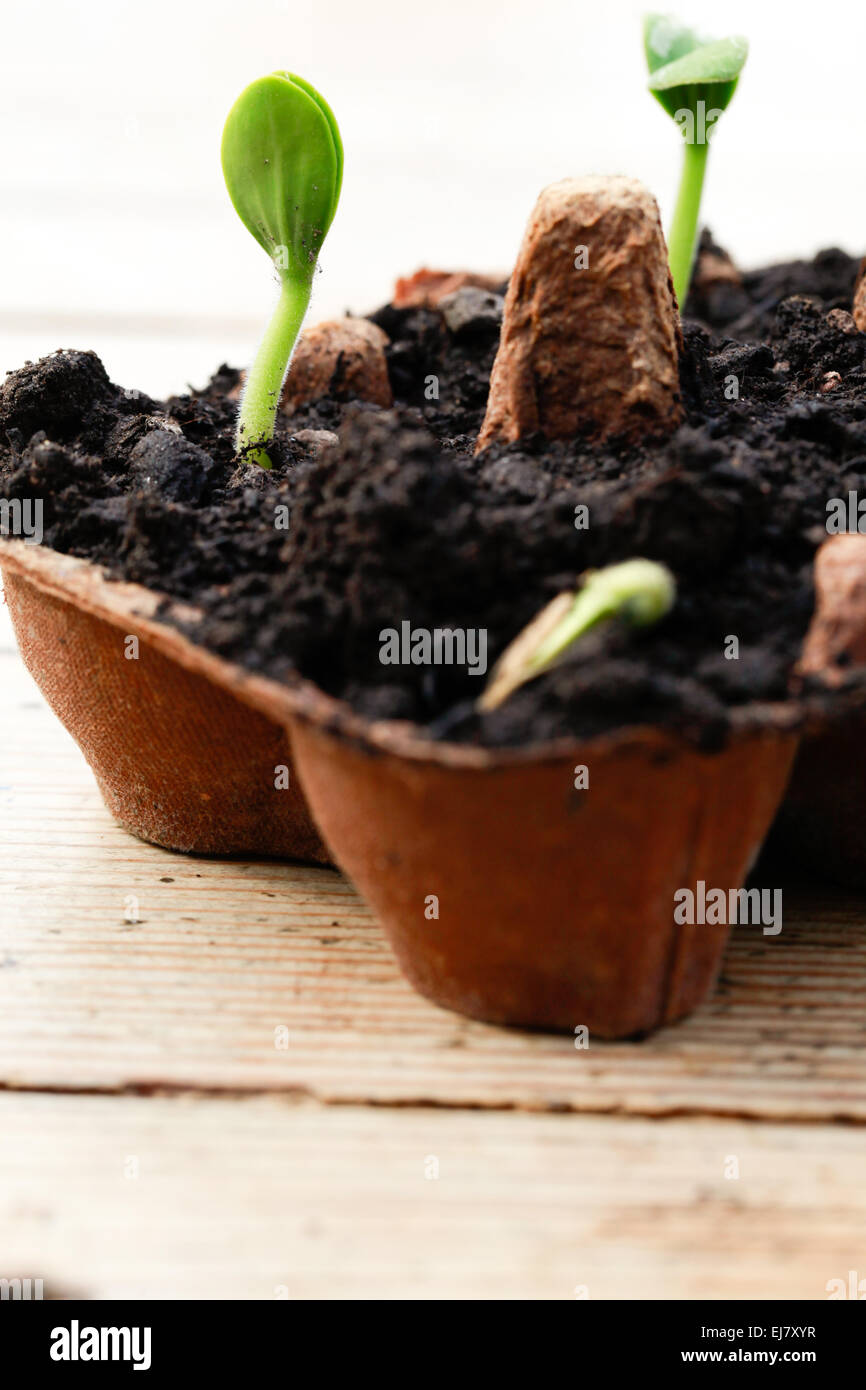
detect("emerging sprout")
(644, 14), (748, 306)
(222, 73), (343, 467)
(479, 559), (676, 711)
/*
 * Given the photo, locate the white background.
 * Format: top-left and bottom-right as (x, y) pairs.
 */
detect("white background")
(1, 0), (863, 397)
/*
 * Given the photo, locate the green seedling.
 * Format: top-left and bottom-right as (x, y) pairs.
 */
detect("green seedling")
(479, 559), (676, 710)
(222, 72), (343, 467)
(644, 14), (748, 306)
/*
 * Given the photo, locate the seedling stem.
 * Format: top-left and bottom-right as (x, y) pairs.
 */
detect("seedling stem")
(237, 277), (313, 469)
(668, 139), (709, 305)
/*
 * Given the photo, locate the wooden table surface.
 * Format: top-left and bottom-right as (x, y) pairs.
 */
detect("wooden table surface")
(2, 599), (866, 1300)
(4, 0), (866, 1304)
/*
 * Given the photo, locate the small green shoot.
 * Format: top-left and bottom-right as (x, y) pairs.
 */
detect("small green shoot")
(222, 72), (343, 467)
(644, 15), (748, 306)
(479, 559), (676, 710)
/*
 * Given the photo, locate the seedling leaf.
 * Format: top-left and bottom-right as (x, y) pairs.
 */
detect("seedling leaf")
(648, 36), (747, 119)
(479, 559), (676, 710)
(222, 72), (341, 281)
(644, 12), (703, 74)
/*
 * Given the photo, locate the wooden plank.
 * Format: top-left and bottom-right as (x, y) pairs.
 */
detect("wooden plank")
(1, 1090), (864, 1300)
(2, 610), (866, 1120)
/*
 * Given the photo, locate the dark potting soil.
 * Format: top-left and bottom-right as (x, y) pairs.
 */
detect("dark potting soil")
(2, 238), (866, 749)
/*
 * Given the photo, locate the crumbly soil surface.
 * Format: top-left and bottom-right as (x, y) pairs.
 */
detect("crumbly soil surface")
(2, 239), (866, 748)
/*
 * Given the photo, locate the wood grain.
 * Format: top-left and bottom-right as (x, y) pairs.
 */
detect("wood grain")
(2, 616), (865, 1120)
(1, 1090), (864, 1300)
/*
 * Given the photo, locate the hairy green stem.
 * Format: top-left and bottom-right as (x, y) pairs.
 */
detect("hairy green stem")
(236, 276), (312, 468)
(668, 138), (709, 307)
